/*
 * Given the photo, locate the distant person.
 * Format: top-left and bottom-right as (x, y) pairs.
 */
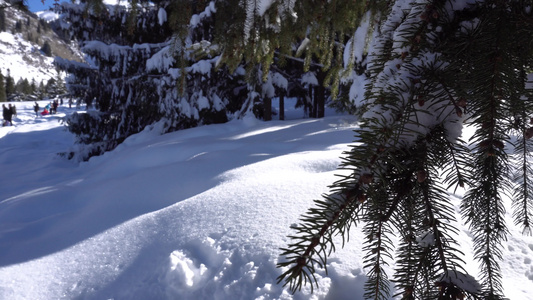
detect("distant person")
(11, 104), (16, 117)
(7, 104), (14, 125)
(3, 104), (12, 126)
(2, 104), (7, 126)
(34, 102), (40, 117)
(52, 100), (59, 114)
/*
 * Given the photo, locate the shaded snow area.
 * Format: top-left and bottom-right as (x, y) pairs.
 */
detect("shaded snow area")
(0, 101), (533, 299)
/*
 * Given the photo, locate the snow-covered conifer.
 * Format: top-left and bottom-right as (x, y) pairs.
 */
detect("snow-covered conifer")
(278, 1), (533, 299)
(54, 0), (247, 159)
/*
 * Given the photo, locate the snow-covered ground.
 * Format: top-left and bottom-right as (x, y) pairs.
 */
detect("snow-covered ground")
(0, 101), (532, 299)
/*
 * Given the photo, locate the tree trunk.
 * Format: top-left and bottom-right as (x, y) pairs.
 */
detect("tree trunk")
(263, 97), (272, 121)
(309, 85), (316, 118)
(315, 71), (326, 118)
(315, 85), (325, 118)
(279, 94), (285, 120)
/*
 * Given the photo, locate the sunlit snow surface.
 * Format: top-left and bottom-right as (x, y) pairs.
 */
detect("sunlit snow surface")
(0, 101), (532, 299)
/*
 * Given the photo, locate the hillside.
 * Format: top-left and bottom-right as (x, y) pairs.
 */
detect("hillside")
(0, 6), (83, 84)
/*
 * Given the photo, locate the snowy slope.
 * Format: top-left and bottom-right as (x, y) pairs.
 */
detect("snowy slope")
(0, 7), (83, 84)
(0, 31), (56, 83)
(0, 102), (532, 299)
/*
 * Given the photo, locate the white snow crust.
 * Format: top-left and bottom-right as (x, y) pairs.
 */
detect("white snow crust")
(0, 101), (532, 299)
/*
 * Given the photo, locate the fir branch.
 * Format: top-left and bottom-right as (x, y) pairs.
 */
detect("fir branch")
(512, 114), (533, 235)
(509, 43), (533, 235)
(441, 137), (469, 192)
(459, 3), (517, 297)
(362, 217), (393, 300)
(390, 130), (473, 299)
(277, 187), (363, 292)
(277, 83), (422, 293)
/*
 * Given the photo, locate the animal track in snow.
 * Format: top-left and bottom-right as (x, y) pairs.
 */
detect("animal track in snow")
(527, 266), (533, 281)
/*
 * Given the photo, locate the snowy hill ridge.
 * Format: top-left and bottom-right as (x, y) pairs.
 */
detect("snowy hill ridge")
(0, 102), (533, 299)
(0, 6), (82, 84)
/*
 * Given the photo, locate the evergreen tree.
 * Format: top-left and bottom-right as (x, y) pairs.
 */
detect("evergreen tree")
(30, 78), (36, 94)
(41, 41), (52, 57)
(0, 71), (6, 102)
(0, 8), (6, 32)
(53, 1), (176, 157)
(39, 19), (48, 32)
(14, 20), (22, 32)
(56, 0), (359, 160)
(277, 1), (533, 299)
(16, 78), (32, 97)
(44, 73), (66, 98)
(45, 77), (56, 94)
(53, 70), (66, 96)
(37, 80), (46, 99)
(5, 70), (15, 98)
(54, 0), (253, 160)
